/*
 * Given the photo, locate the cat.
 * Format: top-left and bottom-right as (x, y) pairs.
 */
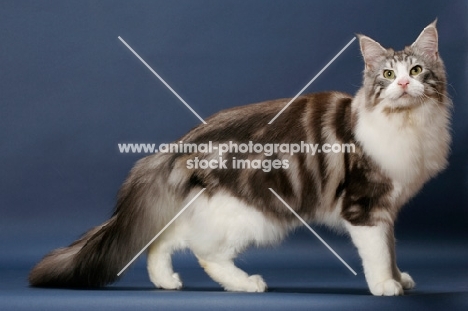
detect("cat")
(29, 21), (450, 296)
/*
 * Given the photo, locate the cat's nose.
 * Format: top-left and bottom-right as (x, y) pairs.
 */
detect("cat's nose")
(398, 78), (410, 88)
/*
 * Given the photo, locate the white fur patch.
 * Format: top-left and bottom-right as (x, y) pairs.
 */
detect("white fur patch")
(354, 90), (450, 202)
(383, 63), (425, 101)
(183, 192), (287, 255)
(147, 191), (288, 291)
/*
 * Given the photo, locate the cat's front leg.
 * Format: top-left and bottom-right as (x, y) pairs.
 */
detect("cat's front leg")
(346, 221), (413, 296)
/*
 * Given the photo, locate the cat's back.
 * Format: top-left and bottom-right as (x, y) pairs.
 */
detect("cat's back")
(183, 91), (353, 143)
(203, 91), (353, 124)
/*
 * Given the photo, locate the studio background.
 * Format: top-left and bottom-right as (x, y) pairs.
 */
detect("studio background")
(0, 1), (467, 310)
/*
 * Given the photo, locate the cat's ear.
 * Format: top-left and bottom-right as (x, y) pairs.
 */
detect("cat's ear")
(411, 20), (439, 61)
(358, 35), (387, 71)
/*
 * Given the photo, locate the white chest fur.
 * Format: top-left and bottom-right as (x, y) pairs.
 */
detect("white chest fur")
(354, 96), (450, 202)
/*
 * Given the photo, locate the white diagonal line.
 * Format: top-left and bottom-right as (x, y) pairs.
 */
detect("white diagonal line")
(268, 188), (357, 275)
(118, 36), (207, 125)
(268, 37), (356, 124)
(117, 188), (206, 276)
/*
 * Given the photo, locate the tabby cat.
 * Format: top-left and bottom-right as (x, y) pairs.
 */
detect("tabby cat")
(30, 21), (450, 296)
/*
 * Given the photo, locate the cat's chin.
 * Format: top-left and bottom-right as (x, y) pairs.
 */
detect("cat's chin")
(382, 96), (423, 113)
(397, 92), (412, 99)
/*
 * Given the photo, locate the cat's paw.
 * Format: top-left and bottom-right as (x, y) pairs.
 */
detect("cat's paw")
(370, 279), (404, 296)
(245, 275), (267, 292)
(151, 272), (183, 290)
(224, 274), (267, 292)
(400, 272), (415, 290)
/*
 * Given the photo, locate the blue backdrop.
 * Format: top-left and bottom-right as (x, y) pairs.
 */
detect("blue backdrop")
(0, 1), (467, 310)
(1, 0), (466, 235)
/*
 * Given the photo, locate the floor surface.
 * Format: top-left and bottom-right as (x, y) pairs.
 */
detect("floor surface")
(1, 224), (467, 310)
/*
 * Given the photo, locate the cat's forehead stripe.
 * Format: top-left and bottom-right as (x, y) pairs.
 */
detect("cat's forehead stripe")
(385, 53), (416, 69)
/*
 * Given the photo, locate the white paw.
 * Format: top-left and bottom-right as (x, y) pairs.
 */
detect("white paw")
(370, 279), (404, 296)
(151, 272), (183, 290)
(245, 275), (267, 292)
(400, 272), (415, 290)
(224, 274), (267, 292)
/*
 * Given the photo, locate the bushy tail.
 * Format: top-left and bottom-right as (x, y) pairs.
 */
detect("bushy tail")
(29, 155), (179, 288)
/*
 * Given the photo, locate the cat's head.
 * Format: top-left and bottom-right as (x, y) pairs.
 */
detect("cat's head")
(358, 20), (446, 111)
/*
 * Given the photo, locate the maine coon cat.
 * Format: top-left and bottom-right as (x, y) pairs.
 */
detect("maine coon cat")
(29, 21), (450, 296)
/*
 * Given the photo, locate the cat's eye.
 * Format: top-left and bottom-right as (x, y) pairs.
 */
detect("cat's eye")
(410, 65), (423, 76)
(383, 70), (395, 79)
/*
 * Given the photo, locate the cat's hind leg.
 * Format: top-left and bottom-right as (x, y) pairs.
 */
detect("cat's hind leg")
(189, 217), (269, 292)
(187, 192), (284, 292)
(147, 235), (183, 290)
(197, 256), (267, 292)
